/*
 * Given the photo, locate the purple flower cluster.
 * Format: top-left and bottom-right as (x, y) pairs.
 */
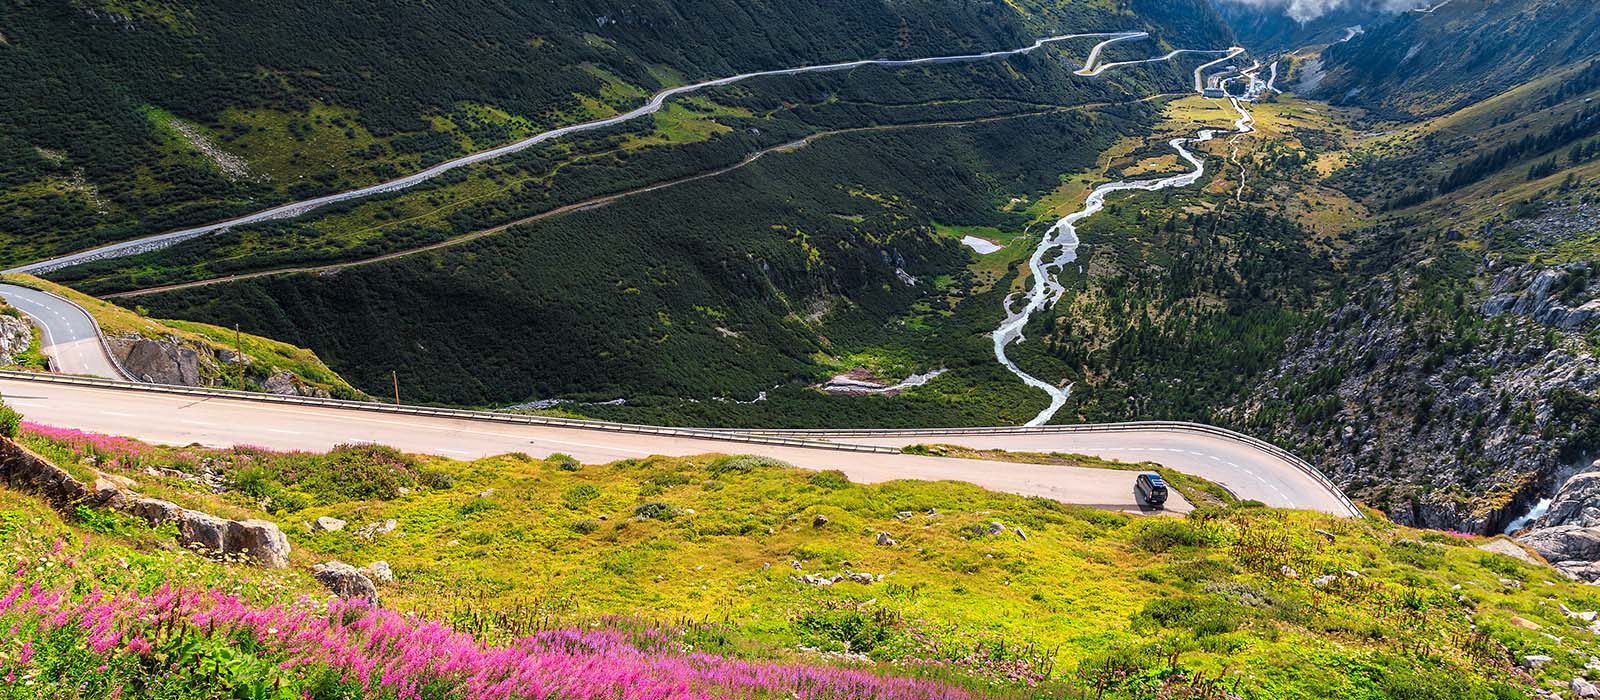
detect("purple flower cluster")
(0, 575), (970, 700)
(20, 421), (151, 461)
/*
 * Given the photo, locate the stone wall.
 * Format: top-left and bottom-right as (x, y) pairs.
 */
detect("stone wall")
(0, 437), (290, 568)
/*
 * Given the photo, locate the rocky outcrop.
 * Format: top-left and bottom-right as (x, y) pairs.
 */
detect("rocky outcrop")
(1519, 526), (1600, 564)
(0, 314), (32, 366)
(312, 561), (379, 605)
(122, 498), (290, 568)
(1232, 264), (1600, 533)
(263, 371), (332, 399)
(108, 336), (201, 385)
(106, 335), (331, 399)
(1482, 263), (1599, 330)
(1517, 462), (1600, 582)
(1537, 467), (1600, 529)
(0, 437), (290, 568)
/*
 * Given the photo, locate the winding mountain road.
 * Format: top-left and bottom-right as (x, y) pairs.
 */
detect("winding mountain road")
(0, 285), (125, 379)
(0, 371), (1359, 516)
(0, 32), (1357, 518)
(6, 31), (1150, 277)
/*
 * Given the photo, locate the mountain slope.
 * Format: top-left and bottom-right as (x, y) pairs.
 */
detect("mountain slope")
(0, 0), (1185, 267)
(1316, 0), (1600, 116)
(0, 416), (1581, 699)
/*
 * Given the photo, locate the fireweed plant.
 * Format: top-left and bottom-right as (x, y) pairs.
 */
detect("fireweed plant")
(0, 539), (970, 700)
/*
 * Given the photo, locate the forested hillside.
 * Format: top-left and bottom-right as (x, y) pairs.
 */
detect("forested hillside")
(0, 0), (1172, 266)
(1316, 0), (1600, 116)
(1218, 9), (1600, 533)
(7, 0), (1241, 411)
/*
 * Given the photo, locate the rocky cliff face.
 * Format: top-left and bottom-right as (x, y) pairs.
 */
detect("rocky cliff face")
(108, 334), (330, 398)
(1516, 462), (1600, 581)
(109, 335), (202, 385)
(1483, 263), (1600, 331)
(0, 314), (32, 366)
(1232, 263), (1599, 533)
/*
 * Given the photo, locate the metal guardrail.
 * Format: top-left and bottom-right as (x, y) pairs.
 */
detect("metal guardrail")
(0, 368), (1363, 517)
(0, 370), (898, 455)
(736, 423), (1363, 517)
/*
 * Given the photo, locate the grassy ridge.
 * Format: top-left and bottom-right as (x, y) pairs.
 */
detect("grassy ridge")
(1, 274), (362, 397)
(6, 418), (1585, 698)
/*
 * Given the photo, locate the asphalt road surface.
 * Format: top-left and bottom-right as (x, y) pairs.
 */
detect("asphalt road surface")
(0, 285), (124, 379)
(760, 430), (1353, 516)
(0, 376), (1193, 515)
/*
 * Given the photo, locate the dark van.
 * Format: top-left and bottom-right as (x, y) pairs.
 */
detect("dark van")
(1136, 473), (1168, 508)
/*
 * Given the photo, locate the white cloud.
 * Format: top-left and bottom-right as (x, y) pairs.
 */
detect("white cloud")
(1218, 0), (1428, 23)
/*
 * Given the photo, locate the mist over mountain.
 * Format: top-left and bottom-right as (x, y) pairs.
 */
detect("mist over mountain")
(1212, 0), (1419, 52)
(1215, 0), (1424, 23)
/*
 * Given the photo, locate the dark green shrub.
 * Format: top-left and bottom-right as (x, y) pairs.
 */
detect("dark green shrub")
(570, 519), (601, 535)
(708, 455), (790, 477)
(563, 484), (600, 509)
(293, 443), (426, 502)
(270, 490), (310, 514)
(633, 502), (677, 520)
(792, 600), (900, 653)
(231, 468), (272, 499)
(418, 468), (454, 490)
(1135, 595), (1244, 637)
(547, 453), (581, 471)
(1132, 519), (1212, 553)
(459, 497), (498, 516)
(809, 470), (851, 490)
(1366, 654), (1510, 700)
(0, 401), (20, 438)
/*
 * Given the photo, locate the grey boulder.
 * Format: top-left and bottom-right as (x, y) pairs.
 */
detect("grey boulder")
(313, 561), (380, 605)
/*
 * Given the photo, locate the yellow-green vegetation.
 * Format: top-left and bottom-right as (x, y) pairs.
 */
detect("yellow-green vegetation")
(211, 102), (402, 186)
(18, 418), (1582, 698)
(0, 484), (311, 603)
(934, 222), (1031, 293)
(0, 274), (361, 397)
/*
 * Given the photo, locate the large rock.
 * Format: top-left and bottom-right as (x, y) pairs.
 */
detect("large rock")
(1537, 463), (1600, 528)
(1574, 677), (1600, 699)
(263, 371), (331, 398)
(122, 497), (290, 568)
(313, 516), (347, 533)
(0, 314), (32, 366)
(1483, 264), (1600, 330)
(1519, 525), (1600, 563)
(313, 561), (379, 605)
(110, 336), (201, 385)
(362, 560), (395, 584)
